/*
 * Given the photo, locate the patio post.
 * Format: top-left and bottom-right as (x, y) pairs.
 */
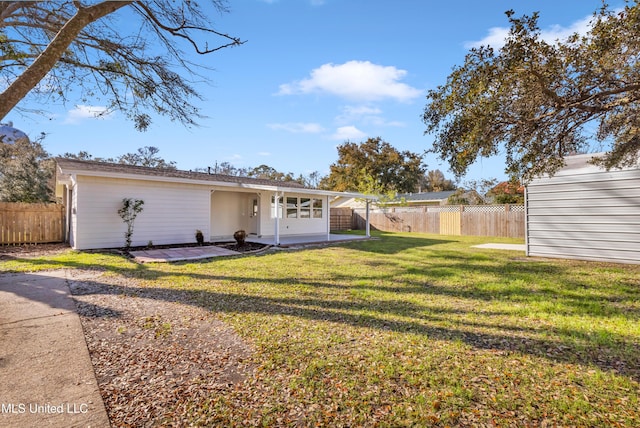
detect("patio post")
(274, 191), (281, 246)
(366, 199), (371, 238)
(326, 195), (331, 242)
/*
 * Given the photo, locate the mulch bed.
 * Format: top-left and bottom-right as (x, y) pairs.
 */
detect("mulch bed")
(216, 242), (268, 252)
(0, 242), (71, 259)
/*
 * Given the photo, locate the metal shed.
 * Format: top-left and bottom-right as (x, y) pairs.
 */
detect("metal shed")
(526, 153), (640, 264)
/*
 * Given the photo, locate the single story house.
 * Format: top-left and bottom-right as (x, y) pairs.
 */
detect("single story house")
(333, 191), (455, 209)
(55, 158), (375, 250)
(392, 191), (456, 206)
(526, 152), (640, 264)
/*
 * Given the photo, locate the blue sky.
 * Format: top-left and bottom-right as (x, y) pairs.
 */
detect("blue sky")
(4, 0), (624, 184)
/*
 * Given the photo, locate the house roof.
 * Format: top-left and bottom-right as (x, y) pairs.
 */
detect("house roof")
(394, 191), (456, 203)
(55, 158), (376, 199)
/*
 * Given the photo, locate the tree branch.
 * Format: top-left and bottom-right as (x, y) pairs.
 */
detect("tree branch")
(0, 1), (131, 121)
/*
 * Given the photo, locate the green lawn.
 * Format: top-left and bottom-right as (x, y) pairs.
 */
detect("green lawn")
(2, 232), (639, 426)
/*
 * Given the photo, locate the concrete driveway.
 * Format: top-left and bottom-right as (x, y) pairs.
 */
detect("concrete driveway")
(0, 270), (109, 428)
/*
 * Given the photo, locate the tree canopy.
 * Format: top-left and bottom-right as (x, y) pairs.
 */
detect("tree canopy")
(0, 1), (244, 130)
(62, 145), (176, 169)
(419, 169), (456, 192)
(0, 135), (53, 203)
(320, 137), (425, 194)
(423, 1), (640, 181)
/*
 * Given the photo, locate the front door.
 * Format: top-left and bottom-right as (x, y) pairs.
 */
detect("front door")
(248, 196), (259, 235)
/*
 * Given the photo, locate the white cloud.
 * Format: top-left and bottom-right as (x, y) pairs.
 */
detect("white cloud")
(258, 151), (271, 156)
(267, 122), (325, 133)
(63, 105), (113, 124)
(278, 60), (422, 102)
(341, 105), (382, 118)
(466, 14), (595, 50)
(336, 105), (405, 128)
(330, 125), (366, 141)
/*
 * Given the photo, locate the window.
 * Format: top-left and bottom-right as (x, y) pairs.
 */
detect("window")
(312, 198), (323, 218)
(286, 197), (298, 218)
(300, 198), (311, 218)
(275, 196), (323, 220)
(271, 196), (283, 218)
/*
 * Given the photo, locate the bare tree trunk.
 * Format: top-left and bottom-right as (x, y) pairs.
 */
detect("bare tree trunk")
(0, 1), (131, 121)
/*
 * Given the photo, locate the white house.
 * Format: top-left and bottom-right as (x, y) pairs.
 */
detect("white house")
(526, 153), (640, 264)
(332, 191), (455, 210)
(56, 158), (375, 250)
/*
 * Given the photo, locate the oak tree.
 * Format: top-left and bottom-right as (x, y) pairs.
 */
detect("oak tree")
(117, 146), (176, 169)
(0, 1), (244, 130)
(320, 137), (425, 194)
(419, 169), (456, 192)
(423, 2), (640, 181)
(0, 134), (53, 202)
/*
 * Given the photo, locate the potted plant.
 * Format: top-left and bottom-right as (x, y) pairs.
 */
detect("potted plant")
(233, 229), (246, 247)
(195, 230), (204, 245)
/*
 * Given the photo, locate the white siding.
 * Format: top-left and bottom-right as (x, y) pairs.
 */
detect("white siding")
(210, 191), (256, 238)
(526, 155), (640, 264)
(73, 175), (210, 250)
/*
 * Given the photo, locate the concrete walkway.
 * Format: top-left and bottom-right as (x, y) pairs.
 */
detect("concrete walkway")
(472, 243), (526, 251)
(0, 271), (110, 428)
(130, 234), (372, 263)
(130, 245), (241, 263)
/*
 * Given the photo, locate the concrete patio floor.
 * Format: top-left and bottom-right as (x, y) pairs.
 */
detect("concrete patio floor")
(248, 233), (371, 247)
(130, 234), (371, 263)
(472, 243), (526, 251)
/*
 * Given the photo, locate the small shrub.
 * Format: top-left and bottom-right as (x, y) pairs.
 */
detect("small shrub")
(234, 229), (247, 246)
(195, 230), (204, 245)
(118, 198), (144, 250)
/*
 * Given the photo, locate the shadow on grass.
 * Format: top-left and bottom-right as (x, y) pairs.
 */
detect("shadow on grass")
(64, 276), (640, 382)
(3, 233), (640, 383)
(340, 232), (455, 254)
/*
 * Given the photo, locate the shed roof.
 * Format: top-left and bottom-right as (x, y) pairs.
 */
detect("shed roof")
(539, 152), (640, 178)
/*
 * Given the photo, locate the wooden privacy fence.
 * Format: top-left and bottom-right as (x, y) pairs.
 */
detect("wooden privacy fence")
(343, 205), (525, 238)
(330, 207), (354, 231)
(0, 202), (65, 245)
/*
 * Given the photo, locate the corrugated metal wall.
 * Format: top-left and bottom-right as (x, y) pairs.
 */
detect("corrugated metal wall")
(526, 154), (640, 264)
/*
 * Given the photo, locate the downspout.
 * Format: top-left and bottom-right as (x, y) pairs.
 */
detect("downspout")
(65, 185), (72, 243)
(68, 174), (78, 248)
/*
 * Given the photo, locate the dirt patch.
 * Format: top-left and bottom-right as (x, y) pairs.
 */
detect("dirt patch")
(0, 242), (71, 259)
(68, 272), (254, 427)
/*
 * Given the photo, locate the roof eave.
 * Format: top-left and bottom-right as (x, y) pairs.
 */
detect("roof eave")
(56, 164), (377, 199)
